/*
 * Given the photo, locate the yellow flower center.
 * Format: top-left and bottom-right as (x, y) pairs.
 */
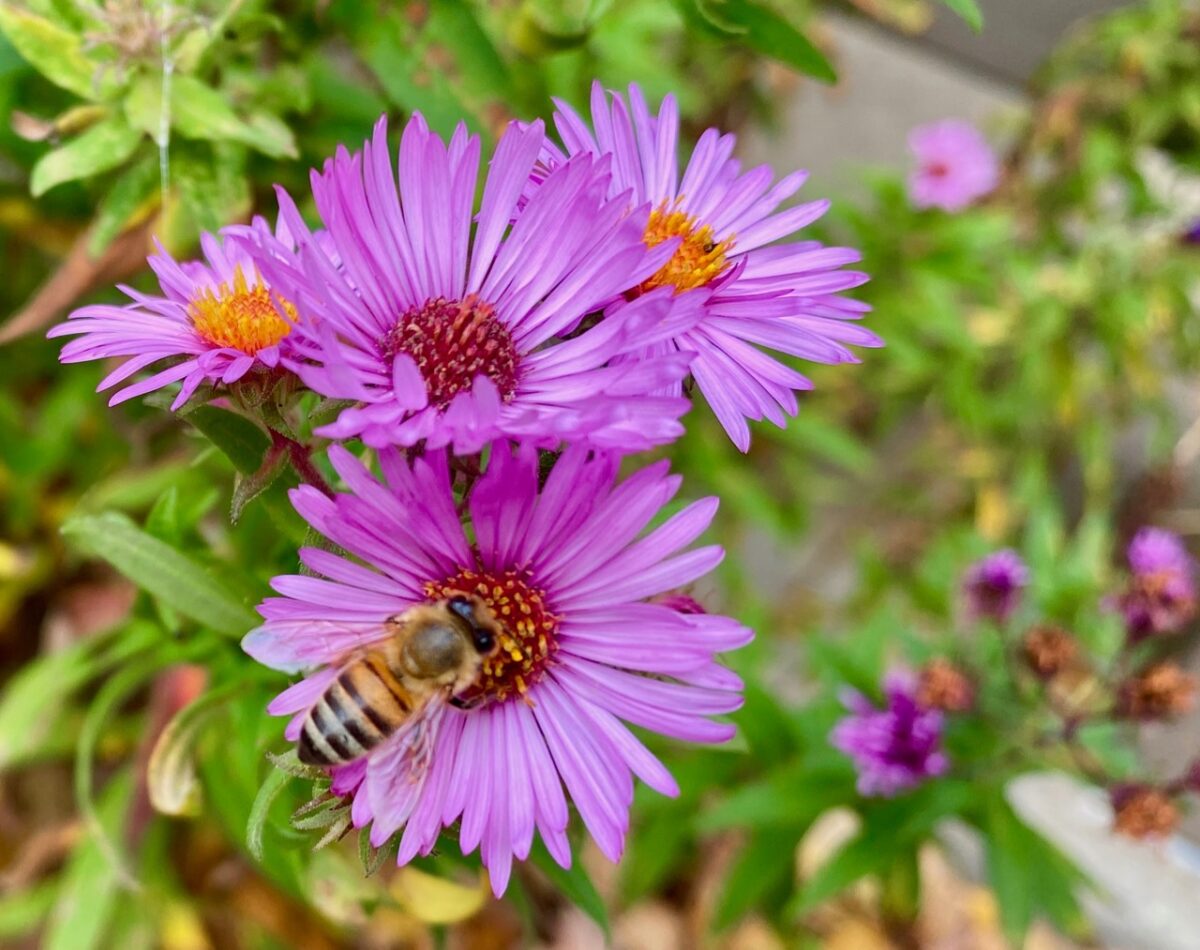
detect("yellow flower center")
(638, 201), (733, 295)
(426, 567), (558, 704)
(189, 267), (294, 354)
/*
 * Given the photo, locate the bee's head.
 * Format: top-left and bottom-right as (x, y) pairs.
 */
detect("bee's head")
(446, 595), (498, 655)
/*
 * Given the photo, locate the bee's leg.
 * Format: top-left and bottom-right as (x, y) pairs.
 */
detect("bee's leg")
(449, 695), (482, 710)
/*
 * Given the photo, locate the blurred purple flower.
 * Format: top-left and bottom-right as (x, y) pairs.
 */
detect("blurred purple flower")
(963, 549), (1029, 623)
(49, 218), (296, 409)
(1184, 220), (1200, 245)
(244, 442), (751, 894)
(831, 672), (948, 797)
(907, 120), (999, 212)
(243, 114), (698, 454)
(535, 82), (879, 451)
(1116, 527), (1196, 640)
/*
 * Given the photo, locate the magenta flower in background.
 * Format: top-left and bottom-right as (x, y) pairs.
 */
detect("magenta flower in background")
(48, 219), (296, 409)
(1117, 527), (1197, 640)
(243, 442), (750, 894)
(243, 114), (698, 454)
(535, 82), (878, 452)
(963, 548), (1029, 623)
(830, 672), (948, 798)
(907, 119), (999, 212)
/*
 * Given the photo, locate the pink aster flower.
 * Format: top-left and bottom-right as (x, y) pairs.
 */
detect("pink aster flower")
(532, 82), (878, 451)
(830, 671), (948, 798)
(49, 218), (297, 409)
(242, 114), (697, 454)
(1115, 527), (1197, 641)
(907, 119), (999, 212)
(243, 442), (750, 894)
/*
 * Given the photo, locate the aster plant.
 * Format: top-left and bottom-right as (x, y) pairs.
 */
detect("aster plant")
(698, 522), (1200, 945)
(44, 84), (873, 906)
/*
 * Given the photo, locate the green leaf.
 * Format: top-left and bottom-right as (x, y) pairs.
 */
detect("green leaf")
(247, 766), (295, 862)
(774, 413), (872, 473)
(89, 153), (161, 254)
(714, 830), (795, 929)
(940, 0), (984, 31)
(173, 147), (251, 235)
(621, 811), (693, 902)
(738, 682), (800, 761)
(791, 781), (973, 917)
(185, 405), (270, 475)
(983, 793), (1034, 943)
(42, 771), (135, 950)
(0, 7), (113, 100)
(0, 880), (58, 940)
(0, 638), (96, 768)
(75, 653), (171, 892)
(30, 116), (143, 196)
(61, 511), (259, 636)
(529, 838), (609, 937)
(244, 111), (299, 160)
(0, 621), (159, 768)
(125, 73), (295, 157)
(715, 1), (836, 83)
(699, 765), (853, 832)
(678, 0), (746, 35)
(981, 791), (1084, 945)
(792, 830), (899, 916)
(362, 29), (478, 138)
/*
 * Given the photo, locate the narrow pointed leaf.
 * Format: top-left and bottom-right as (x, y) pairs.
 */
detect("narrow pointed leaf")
(61, 511), (258, 636)
(30, 117), (143, 196)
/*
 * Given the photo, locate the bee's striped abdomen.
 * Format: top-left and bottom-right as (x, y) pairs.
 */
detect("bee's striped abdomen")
(297, 654), (415, 766)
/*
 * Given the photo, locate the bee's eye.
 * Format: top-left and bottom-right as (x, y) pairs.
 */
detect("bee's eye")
(473, 631), (495, 654)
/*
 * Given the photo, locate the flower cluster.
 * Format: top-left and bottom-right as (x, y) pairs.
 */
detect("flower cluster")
(51, 86), (874, 892)
(831, 534), (1199, 836)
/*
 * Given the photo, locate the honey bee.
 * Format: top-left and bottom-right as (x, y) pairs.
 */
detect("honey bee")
(298, 595), (500, 767)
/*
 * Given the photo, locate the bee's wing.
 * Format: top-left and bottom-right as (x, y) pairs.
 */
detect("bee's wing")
(362, 690), (453, 837)
(243, 618), (393, 673)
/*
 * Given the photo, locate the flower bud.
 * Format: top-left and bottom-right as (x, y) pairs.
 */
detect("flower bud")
(1022, 624), (1079, 679)
(962, 550), (1029, 623)
(1115, 528), (1197, 641)
(1110, 784), (1179, 839)
(916, 658), (975, 712)
(1116, 662), (1197, 720)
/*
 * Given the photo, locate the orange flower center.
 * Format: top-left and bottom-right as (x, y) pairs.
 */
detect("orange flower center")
(189, 267), (293, 354)
(426, 567), (558, 704)
(637, 201), (733, 295)
(380, 295), (519, 410)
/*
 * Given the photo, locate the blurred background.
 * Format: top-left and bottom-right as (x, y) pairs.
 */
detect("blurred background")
(1, 1), (1199, 948)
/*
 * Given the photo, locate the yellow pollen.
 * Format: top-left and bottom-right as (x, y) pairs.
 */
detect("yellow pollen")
(189, 267), (294, 354)
(425, 566), (559, 704)
(638, 200), (733, 295)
